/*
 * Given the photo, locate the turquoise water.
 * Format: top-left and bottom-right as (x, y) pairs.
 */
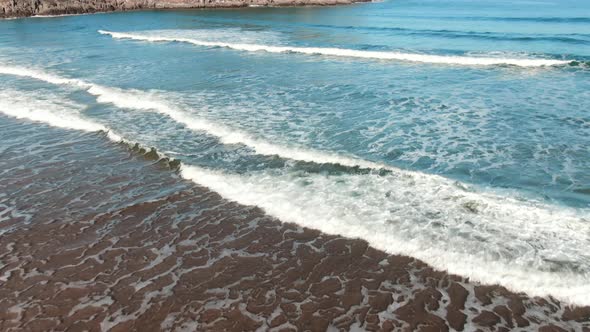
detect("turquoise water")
(1, 0), (590, 304)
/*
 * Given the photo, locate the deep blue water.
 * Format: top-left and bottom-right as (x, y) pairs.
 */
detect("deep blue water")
(1, 0), (590, 304)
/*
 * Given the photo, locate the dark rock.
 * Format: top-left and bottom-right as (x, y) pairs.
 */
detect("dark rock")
(473, 310), (501, 327)
(446, 308), (467, 331)
(539, 324), (568, 332)
(563, 306), (590, 322)
(0, 0), (371, 18)
(493, 305), (513, 328)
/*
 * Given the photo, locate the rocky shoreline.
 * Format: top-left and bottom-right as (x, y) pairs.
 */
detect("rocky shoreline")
(0, 0), (369, 19)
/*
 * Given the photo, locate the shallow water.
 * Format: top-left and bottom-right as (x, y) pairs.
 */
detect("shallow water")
(1, 0), (590, 305)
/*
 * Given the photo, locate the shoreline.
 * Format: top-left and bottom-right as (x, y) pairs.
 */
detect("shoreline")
(0, 116), (588, 331)
(0, 0), (371, 20)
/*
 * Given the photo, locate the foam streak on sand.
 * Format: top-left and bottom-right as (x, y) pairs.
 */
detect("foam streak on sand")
(2, 65), (590, 306)
(98, 29), (572, 67)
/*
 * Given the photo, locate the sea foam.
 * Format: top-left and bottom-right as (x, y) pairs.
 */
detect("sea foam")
(2, 65), (590, 306)
(89, 84), (380, 168)
(181, 165), (590, 306)
(98, 29), (572, 67)
(1, 64), (377, 168)
(0, 89), (120, 142)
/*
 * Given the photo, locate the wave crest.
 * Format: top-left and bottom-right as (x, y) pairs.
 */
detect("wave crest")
(3, 65), (590, 306)
(98, 29), (572, 67)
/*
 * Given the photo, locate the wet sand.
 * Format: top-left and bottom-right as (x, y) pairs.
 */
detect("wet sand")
(0, 118), (589, 331)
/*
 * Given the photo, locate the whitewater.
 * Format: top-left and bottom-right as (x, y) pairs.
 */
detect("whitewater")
(2, 65), (590, 306)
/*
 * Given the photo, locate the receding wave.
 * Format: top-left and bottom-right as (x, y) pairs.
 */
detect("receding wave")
(98, 30), (572, 68)
(3, 65), (590, 306)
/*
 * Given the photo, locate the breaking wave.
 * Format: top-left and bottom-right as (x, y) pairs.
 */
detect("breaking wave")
(0, 64), (379, 169)
(0, 88), (179, 169)
(2, 65), (590, 306)
(0, 89), (120, 142)
(98, 30), (573, 68)
(181, 164), (590, 306)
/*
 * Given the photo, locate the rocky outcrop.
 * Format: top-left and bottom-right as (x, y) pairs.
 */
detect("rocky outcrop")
(0, 0), (366, 18)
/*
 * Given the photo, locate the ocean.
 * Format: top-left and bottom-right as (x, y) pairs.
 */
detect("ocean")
(1, 0), (590, 329)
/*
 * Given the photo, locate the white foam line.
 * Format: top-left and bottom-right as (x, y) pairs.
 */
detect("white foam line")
(88, 84), (380, 168)
(180, 164), (590, 307)
(98, 29), (571, 67)
(0, 64), (381, 169)
(32, 13), (95, 18)
(0, 88), (122, 142)
(0, 63), (577, 189)
(3, 66), (590, 306)
(0, 65), (90, 87)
